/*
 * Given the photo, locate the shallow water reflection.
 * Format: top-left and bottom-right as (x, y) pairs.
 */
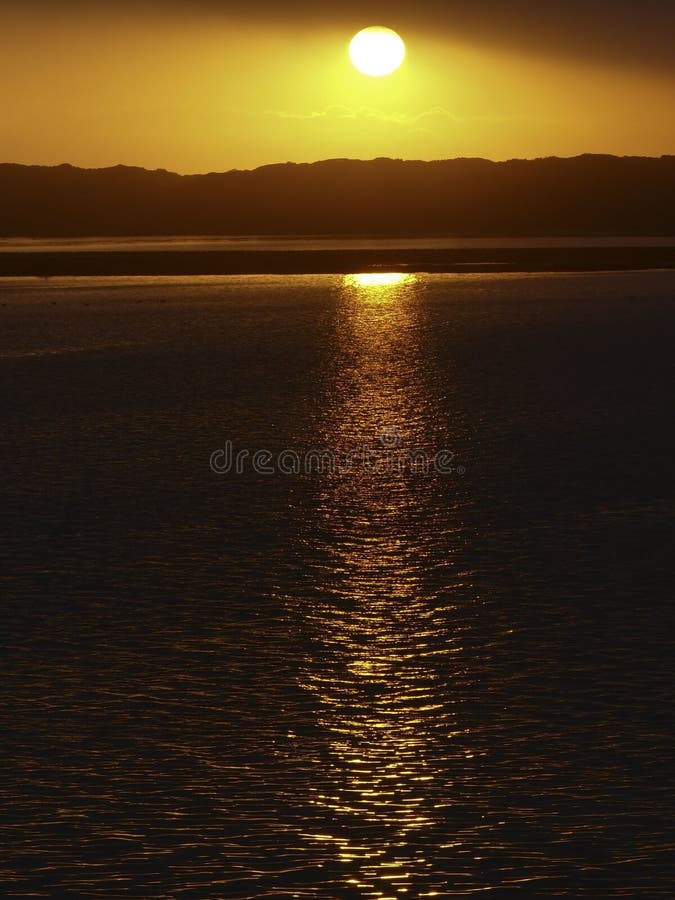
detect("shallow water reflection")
(2, 272), (674, 896)
(296, 274), (465, 897)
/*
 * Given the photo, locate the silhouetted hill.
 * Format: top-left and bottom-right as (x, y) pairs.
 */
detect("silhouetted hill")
(1, 155), (674, 237)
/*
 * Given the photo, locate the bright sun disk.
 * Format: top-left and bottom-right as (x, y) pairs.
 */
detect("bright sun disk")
(349, 27), (406, 77)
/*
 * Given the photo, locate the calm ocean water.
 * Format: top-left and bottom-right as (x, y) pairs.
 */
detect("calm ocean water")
(3, 235), (675, 253)
(1, 271), (674, 896)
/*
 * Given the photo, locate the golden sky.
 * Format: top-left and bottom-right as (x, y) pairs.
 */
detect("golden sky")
(2, 2), (674, 173)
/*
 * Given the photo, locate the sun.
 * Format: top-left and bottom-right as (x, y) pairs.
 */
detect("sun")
(349, 27), (406, 77)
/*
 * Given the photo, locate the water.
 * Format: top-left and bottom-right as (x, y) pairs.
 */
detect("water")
(3, 235), (675, 254)
(1, 271), (674, 896)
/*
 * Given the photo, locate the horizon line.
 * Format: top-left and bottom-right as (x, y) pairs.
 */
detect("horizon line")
(2, 152), (675, 178)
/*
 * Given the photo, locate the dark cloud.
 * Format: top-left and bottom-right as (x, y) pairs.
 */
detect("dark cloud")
(7, 0), (675, 74)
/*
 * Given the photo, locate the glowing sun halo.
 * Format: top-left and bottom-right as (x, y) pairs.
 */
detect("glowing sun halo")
(349, 27), (406, 77)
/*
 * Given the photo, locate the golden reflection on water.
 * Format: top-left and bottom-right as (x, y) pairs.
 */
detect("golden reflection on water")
(344, 273), (418, 290)
(299, 273), (464, 897)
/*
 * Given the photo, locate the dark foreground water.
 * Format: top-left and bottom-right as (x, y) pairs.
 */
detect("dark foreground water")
(1, 272), (674, 897)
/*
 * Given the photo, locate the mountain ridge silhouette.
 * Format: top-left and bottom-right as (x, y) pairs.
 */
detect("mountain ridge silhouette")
(2, 155), (674, 237)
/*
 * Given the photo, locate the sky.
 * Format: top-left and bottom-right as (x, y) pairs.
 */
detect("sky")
(2, 0), (674, 173)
